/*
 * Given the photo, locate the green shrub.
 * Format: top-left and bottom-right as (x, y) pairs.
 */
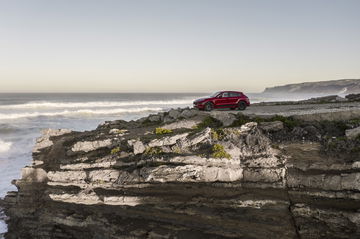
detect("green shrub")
(111, 147), (121, 154)
(197, 116), (222, 129)
(155, 128), (173, 135)
(269, 115), (301, 129)
(211, 144), (231, 159)
(144, 147), (163, 156)
(230, 115), (252, 127)
(211, 128), (226, 141)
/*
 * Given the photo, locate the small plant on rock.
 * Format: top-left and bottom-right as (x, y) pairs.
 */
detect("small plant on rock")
(211, 128), (226, 141)
(269, 115), (301, 129)
(144, 147), (163, 156)
(211, 144), (231, 159)
(196, 116), (222, 129)
(111, 147), (121, 154)
(155, 128), (173, 135)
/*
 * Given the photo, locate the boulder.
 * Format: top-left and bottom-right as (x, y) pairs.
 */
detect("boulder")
(168, 109), (181, 119)
(210, 112), (237, 127)
(148, 115), (161, 122)
(163, 115), (173, 123)
(180, 109), (197, 118)
(259, 121), (284, 132)
(133, 140), (146, 155)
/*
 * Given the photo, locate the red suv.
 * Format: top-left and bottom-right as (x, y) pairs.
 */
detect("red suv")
(193, 91), (250, 111)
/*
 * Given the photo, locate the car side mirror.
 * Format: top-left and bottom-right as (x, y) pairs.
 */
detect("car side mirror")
(217, 95), (222, 98)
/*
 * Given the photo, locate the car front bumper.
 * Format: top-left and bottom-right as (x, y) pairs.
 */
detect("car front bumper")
(193, 102), (205, 109)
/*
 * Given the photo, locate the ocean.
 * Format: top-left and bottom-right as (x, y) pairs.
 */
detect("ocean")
(0, 91), (319, 235)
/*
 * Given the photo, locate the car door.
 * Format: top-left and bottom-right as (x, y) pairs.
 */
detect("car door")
(216, 92), (230, 108)
(229, 92), (240, 106)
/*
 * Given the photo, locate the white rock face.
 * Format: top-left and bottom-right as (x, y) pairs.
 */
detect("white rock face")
(148, 133), (189, 147)
(47, 171), (87, 183)
(177, 128), (212, 149)
(88, 170), (120, 183)
(141, 165), (243, 183)
(162, 119), (200, 130)
(72, 139), (112, 152)
(133, 140), (146, 155)
(33, 129), (72, 153)
(345, 126), (360, 139)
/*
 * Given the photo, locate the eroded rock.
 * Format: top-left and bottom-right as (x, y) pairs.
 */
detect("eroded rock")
(33, 129), (72, 153)
(72, 139), (112, 152)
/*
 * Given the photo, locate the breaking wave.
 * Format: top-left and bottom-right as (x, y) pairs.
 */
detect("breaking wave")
(0, 140), (12, 153)
(0, 107), (163, 120)
(0, 100), (192, 109)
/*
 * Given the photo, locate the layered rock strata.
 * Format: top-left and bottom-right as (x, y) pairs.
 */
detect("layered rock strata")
(2, 109), (360, 238)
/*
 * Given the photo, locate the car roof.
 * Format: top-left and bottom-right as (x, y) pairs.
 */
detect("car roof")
(221, 91), (242, 93)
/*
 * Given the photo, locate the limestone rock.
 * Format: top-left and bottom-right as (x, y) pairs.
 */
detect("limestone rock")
(162, 119), (200, 130)
(148, 133), (189, 148)
(133, 140), (146, 155)
(4, 107), (360, 239)
(71, 139), (112, 152)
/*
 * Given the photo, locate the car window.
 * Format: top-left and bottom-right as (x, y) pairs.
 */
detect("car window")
(230, 92), (240, 97)
(222, 92), (230, 98)
(210, 91), (221, 97)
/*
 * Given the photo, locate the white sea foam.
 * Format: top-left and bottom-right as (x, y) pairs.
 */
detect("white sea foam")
(0, 140), (12, 153)
(0, 107), (163, 120)
(0, 99), (192, 109)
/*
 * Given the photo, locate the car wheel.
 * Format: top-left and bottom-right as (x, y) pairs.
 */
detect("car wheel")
(238, 101), (247, 111)
(204, 102), (214, 111)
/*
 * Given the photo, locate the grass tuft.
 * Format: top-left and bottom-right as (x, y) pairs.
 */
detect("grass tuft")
(211, 144), (231, 159)
(155, 128), (173, 135)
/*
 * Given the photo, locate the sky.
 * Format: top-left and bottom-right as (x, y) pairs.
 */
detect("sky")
(0, 0), (359, 93)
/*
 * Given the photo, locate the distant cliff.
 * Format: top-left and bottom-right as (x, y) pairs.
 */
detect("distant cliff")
(263, 79), (360, 94)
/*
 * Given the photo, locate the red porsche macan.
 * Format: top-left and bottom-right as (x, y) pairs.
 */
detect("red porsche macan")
(193, 91), (250, 111)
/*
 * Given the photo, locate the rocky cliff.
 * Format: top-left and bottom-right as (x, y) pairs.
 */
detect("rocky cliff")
(263, 79), (360, 95)
(2, 108), (360, 238)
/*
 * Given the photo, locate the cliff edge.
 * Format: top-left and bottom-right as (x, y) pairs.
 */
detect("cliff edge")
(2, 107), (360, 238)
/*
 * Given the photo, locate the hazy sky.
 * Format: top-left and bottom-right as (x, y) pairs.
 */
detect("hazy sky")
(1, 0), (360, 93)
